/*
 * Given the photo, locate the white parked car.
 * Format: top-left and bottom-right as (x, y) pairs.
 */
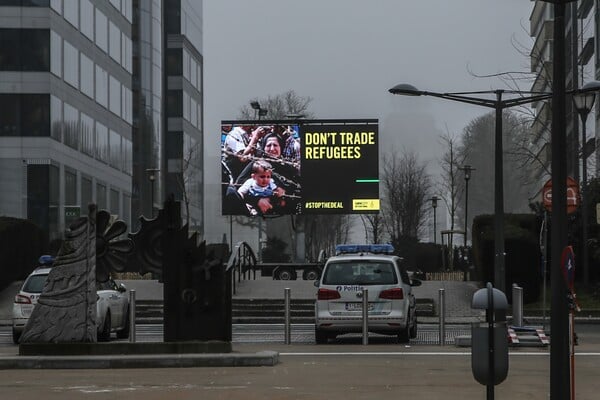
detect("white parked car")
(12, 264), (130, 343)
(314, 244), (421, 344)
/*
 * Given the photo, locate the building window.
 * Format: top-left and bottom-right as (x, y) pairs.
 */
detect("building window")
(80, 53), (94, 99)
(0, 29), (49, 71)
(81, 176), (92, 210)
(109, 130), (121, 169)
(65, 169), (77, 205)
(80, 112), (94, 156)
(95, 65), (108, 108)
(110, 188), (119, 215)
(167, 90), (182, 118)
(109, 21), (121, 64)
(22, 95), (50, 137)
(166, 48), (182, 75)
(0, 94), (49, 137)
(50, 30), (62, 77)
(50, 0), (61, 14)
(95, 9), (108, 53)
(50, 95), (62, 141)
(122, 193), (131, 227)
(63, 102), (79, 149)
(96, 182), (107, 210)
(80, 0), (94, 42)
(109, 75), (121, 117)
(0, 94), (18, 136)
(96, 121), (109, 163)
(63, 40), (79, 89)
(63, 0), (78, 29)
(122, 137), (132, 175)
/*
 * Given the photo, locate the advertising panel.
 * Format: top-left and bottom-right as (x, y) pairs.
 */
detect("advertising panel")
(221, 119), (379, 216)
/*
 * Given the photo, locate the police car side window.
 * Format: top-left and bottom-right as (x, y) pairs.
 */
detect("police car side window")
(399, 265), (410, 284)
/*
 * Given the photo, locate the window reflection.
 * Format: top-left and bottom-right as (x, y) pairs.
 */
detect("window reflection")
(80, 112), (94, 156)
(95, 121), (109, 163)
(63, 102), (79, 149)
(65, 169), (77, 205)
(50, 30), (62, 77)
(80, 53), (94, 99)
(96, 182), (107, 210)
(109, 130), (121, 169)
(63, 40), (79, 89)
(95, 10), (108, 53)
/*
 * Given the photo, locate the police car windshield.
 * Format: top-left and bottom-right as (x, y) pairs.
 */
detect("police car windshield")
(23, 274), (48, 293)
(323, 261), (398, 285)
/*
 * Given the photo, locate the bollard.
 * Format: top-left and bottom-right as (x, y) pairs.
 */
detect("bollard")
(362, 288), (369, 345)
(284, 288), (291, 344)
(439, 288), (446, 346)
(512, 284), (523, 327)
(129, 289), (136, 343)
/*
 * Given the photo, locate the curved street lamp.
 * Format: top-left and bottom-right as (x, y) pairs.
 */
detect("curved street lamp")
(572, 80), (600, 287)
(389, 83), (552, 294)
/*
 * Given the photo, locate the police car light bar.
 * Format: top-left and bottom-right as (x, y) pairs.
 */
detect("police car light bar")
(335, 244), (395, 255)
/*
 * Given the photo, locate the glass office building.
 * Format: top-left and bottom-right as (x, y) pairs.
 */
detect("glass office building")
(0, 0), (203, 241)
(0, 1), (134, 240)
(163, 0), (204, 233)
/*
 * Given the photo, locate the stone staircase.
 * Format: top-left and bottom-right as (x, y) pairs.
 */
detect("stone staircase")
(135, 298), (435, 324)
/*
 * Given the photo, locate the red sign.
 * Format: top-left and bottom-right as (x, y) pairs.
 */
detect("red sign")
(542, 177), (580, 214)
(560, 246), (576, 292)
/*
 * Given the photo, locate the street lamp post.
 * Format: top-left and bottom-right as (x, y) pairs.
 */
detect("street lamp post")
(572, 81), (600, 287)
(431, 196), (439, 244)
(389, 84), (552, 294)
(458, 165), (475, 248)
(249, 101), (269, 261)
(145, 168), (159, 217)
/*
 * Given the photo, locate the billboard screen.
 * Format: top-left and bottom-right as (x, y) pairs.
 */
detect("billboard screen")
(221, 119), (379, 216)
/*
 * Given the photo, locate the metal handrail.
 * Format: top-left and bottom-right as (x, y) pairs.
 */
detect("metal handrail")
(226, 241), (257, 294)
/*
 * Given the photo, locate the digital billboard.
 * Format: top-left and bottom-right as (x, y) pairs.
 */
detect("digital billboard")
(221, 119), (379, 216)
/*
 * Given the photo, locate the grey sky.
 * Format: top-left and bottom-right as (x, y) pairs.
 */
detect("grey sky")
(201, 0), (533, 242)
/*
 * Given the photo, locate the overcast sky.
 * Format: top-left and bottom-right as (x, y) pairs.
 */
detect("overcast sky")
(201, 0), (534, 241)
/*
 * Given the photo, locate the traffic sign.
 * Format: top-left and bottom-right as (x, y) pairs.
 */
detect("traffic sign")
(542, 177), (580, 214)
(560, 246), (576, 292)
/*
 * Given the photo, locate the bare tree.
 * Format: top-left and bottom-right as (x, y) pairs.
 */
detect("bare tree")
(239, 90), (314, 120)
(177, 137), (202, 228)
(458, 111), (536, 222)
(304, 215), (352, 260)
(381, 149), (431, 246)
(360, 214), (386, 244)
(438, 131), (466, 245)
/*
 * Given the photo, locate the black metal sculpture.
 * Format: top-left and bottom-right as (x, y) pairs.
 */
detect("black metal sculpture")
(21, 197), (230, 344)
(130, 197), (231, 342)
(20, 206), (99, 343)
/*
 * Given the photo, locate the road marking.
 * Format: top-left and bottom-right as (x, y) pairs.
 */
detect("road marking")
(280, 351), (600, 356)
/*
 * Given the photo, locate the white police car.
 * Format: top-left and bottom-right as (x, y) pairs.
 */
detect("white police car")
(314, 244), (421, 344)
(12, 256), (130, 343)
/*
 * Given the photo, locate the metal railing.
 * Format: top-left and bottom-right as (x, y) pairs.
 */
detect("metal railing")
(225, 241), (257, 294)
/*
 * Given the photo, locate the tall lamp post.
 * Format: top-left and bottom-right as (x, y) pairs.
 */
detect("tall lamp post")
(458, 165), (475, 248)
(145, 168), (159, 217)
(389, 84), (552, 294)
(572, 81), (600, 287)
(430, 196), (439, 244)
(249, 101), (268, 261)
